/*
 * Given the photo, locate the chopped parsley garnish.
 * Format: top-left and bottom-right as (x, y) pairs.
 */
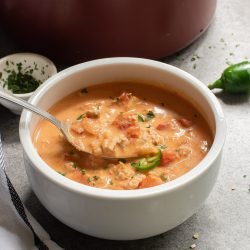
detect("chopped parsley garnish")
(81, 88), (88, 93)
(146, 111), (155, 120)
(110, 96), (120, 103)
(87, 176), (99, 182)
(87, 177), (94, 182)
(81, 169), (86, 175)
(76, 114), (85, 120)
(57, 171), (65, 176)
(160, 173), (168, 182)
(159, 144), (167, 150)
(72, 162), (77, 168)
(137, 115), (144, 122)
(2, 62), (41, 94)
(108, 179), (113, 185)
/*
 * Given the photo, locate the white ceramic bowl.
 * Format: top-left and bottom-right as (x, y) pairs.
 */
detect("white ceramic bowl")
(19, 58), (226, 240)
(0, 53), (57, 114)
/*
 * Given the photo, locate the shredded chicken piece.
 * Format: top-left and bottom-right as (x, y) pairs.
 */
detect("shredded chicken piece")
(109, 162), (135, 181)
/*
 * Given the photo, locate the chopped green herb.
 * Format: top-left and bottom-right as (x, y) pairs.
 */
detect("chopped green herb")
(243, 175), (247, 178)
(159, 145), (167, 150)
(2, 61), (42, 94)
(34, 62), (39, 71)
(81, 88), (88, 93)
(57, 171), (65, 176)
(76, 114), (85, 120)
(72, 162), (77, 168)
(81, 169), (86, 175)
(93, 175), (99, 180)
(146, 111), (155, 120)
(229, 52), (234, 56)
(0, 72), (2, 79)
(193, 63), (197, 69)
(137, 115), (144, 122)
(191, 57), (196, 61)
(220, 38), (225, 43)
(112, 97), (120, 103)
(87, 176), (94, 182)
(108, 179), (113, 185)
(160, 173), (168, 182)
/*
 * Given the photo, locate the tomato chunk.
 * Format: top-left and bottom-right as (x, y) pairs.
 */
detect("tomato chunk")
(112, 113), (136, 130)
(126, 125), (140, 138)
(178, 118), (192, 128)
(160, 151), (176, 166)
(156, 124), (169, 130)
(139, 175), (163, 188)
(118, 92), (132, 103)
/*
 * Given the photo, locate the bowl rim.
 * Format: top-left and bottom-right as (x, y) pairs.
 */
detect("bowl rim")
(0, 52), (57, 98)
(19, 57), (226, 200)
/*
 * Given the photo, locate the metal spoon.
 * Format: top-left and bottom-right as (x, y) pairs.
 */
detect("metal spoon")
(0, 91), (138, 159)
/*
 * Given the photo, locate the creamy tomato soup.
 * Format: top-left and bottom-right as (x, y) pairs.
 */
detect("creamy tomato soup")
(33, 82), (213, 190)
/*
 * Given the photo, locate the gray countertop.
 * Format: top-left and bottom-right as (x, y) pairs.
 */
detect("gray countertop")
(1, 0), (250, 249)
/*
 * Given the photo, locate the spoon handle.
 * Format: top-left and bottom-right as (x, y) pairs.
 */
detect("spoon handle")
(0, 91), (61, 128)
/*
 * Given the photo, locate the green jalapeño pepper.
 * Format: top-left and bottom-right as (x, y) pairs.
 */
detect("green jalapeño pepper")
(208, 61), (250, 94)
(131, 150), (162, 171)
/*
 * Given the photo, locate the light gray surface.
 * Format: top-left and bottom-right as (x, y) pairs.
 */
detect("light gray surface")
(1, 0), (250, 249)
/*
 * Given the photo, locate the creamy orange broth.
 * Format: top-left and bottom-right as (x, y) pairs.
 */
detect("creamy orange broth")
(33, 82), (213, 190)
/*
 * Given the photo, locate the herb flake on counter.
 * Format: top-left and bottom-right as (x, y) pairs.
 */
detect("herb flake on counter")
(190, 244), (196, 249)
(193, 233), (199, 239)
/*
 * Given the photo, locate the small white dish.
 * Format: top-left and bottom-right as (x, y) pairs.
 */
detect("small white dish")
(0, 53), (57, 115)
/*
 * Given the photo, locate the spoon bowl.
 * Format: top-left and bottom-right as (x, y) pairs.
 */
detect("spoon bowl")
(0, 90), (137, 159)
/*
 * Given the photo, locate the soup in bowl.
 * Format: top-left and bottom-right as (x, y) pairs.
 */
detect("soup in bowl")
(33, 82), (213, 190)
(19, 58), (226, 240)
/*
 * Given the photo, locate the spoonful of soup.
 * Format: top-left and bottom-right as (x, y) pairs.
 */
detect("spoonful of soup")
(0, 91), (159, 159)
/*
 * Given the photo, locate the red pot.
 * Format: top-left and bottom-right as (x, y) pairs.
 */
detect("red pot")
(1, 0), (217, 64)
